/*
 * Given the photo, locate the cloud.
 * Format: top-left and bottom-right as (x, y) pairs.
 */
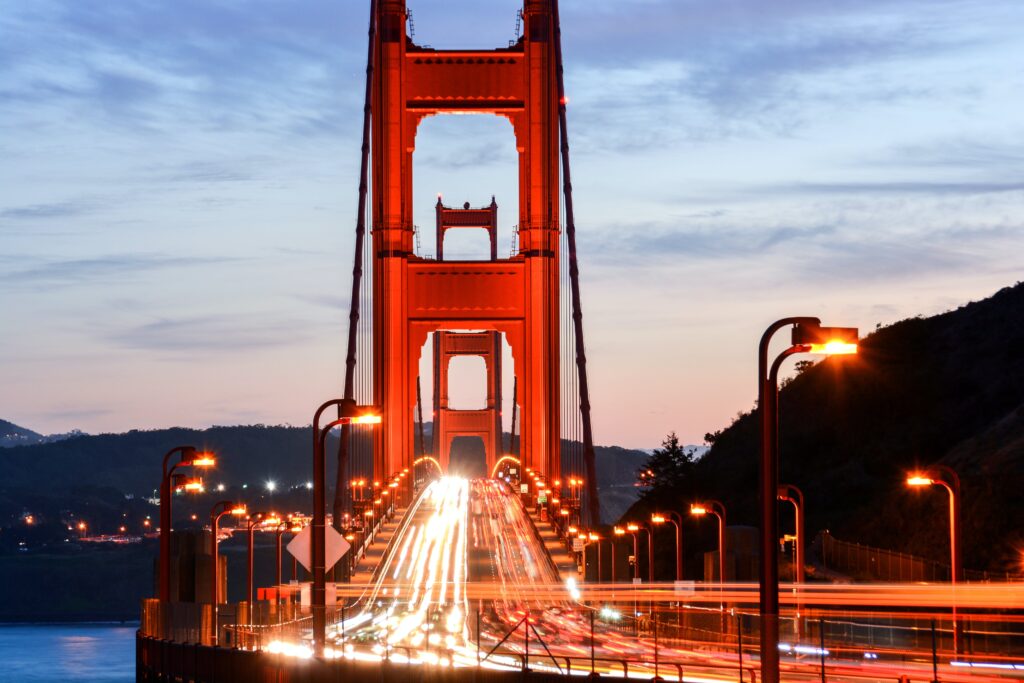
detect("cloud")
(756, 180), (1024, 199)
(108, 315), (317, 353)
(1, 201), (92, 220)
(151, 160), (256, 184)
(0, 253), (239, 288)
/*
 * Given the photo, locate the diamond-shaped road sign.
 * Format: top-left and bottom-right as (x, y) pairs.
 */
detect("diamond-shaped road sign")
(286, 525), (351, 573)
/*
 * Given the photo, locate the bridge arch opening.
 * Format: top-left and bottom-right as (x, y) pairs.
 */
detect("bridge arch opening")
(409, 1), (524, 51)
(447, 436), (487, 478)
(414, 115), (518, 260)
(446, 354), (488, 410)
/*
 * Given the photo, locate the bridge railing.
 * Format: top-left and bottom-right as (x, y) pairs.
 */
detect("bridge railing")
(141, 583), (1024, 682)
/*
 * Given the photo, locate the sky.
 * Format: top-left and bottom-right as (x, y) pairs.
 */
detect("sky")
(1, 0), (1022, 449)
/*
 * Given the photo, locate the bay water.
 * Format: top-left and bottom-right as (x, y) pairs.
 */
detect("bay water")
(0, 624), (136, 683)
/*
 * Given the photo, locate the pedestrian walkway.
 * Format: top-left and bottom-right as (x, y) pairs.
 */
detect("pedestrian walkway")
(349, 505), (407, 584)
(528, 508), (579, 582)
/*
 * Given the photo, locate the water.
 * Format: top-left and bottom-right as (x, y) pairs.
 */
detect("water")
(0, 624), (136, 683)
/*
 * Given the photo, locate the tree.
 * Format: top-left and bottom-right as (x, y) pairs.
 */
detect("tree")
(636, 432), (696, 495)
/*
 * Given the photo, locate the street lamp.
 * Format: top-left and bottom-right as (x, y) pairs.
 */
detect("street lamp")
(690, 501), (727, 585)
(588, 532), (602, 581)
(651, 512), (684, 582)
(262, 514), (287, 601)
(625, 523), (652, 582)
(160, 446), (216, 602)
(209, 500), (246, 645)
(758, 318), (857, 683)
(245, 513), (266, 607)
(625, 524), (640, 575)
(312, 398), (381, 658)
(907, 465), (963, 652)
(612, 527), (630, 583)
(776, 485), (805, 584)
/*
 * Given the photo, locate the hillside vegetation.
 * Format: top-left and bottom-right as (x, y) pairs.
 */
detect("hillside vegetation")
(631, 282), (1024, 574)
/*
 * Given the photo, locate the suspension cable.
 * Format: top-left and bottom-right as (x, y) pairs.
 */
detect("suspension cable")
(335, 0), (378, 525)
(551, 0), (600, 527)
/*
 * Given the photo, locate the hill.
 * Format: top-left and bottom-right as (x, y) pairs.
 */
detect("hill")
(1, 418), (86, 448)
(628, 282), (1024, 574)
(1, 419), (46, 448)
(0, 423), (645, 524)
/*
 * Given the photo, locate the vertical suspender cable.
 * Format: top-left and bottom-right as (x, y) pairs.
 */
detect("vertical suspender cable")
(416, 376), (426, 456)
(551, 0), (600, 527)
(334, 0), (378, 529)
(510, 377), (518, 456)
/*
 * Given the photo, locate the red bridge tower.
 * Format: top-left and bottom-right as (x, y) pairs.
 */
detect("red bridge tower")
(371, 0), (562, 483)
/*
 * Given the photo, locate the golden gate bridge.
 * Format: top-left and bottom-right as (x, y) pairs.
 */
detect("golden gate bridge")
(136, 2), (1024, 682)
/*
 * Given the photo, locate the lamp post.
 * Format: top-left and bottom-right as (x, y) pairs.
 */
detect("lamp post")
(588, 532), (602, 581)
(624, 524), (641, 581)
(209, 500), (246, 645)
(907, 465), (962, 652)
(652, 512), (684, 582)
(626, 523), (653, 582)
(607, 536), (619, 583)
(245, 513), (265, 607)
(160, 446), (216, 602)
(312, 398), (381, 658)
(264, 515), (286, 613)
(690, 501), (727, 585)
(758, 318), (858, 683)
(776, 485), (805, 584)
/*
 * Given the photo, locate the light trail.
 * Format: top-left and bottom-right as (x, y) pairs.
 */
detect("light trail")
(255, 476), (1024, 682)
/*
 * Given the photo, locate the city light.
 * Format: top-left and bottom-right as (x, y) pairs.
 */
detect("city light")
(266, 480), (277, 492)
(216, 483), (226, 492)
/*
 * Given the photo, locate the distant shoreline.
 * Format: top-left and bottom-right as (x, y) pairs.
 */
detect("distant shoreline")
(0, 619), (140, 626)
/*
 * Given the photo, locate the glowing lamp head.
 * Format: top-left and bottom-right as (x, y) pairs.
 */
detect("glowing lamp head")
(180, 477), (204, 493)
(613, 526), (625, 536)
(651, 514), (666, 524)
(351, 413), (382, 425)
(588, 533), (600, 541)
(567, 526), (578, 534)
(230, 505), (247, 516)
(559, 509), (570, 517)
(690, 504), (708, 516)
(626, 523), (639, 532)
(907, 475), (934, 487)
(190, 453), (216, 467)
(809, 341), (858, 355)
(792, 323), (859, 355)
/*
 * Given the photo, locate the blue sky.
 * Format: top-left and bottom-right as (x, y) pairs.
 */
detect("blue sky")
(1, 0), (1022, 447)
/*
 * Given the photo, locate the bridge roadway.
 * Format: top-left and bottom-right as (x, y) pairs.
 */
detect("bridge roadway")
(291, 476), (1022, 682)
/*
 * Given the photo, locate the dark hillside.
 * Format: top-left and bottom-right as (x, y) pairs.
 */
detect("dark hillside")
(633, 282), (1024, 573)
